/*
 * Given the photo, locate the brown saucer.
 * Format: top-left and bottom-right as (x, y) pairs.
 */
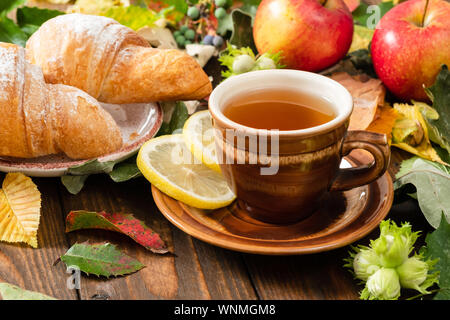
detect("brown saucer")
(151, 155), (393, 255)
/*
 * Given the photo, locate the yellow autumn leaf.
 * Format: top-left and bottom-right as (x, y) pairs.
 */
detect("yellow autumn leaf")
(367, 103), (399, 144)
(391, 103), (446, 165)
(349, 25), (374, 53)
(0, 173), (41, 248)
(68, 0), (130, 14)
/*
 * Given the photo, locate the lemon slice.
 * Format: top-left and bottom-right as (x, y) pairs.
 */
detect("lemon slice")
(183, 110), (221, 173)
(137, 134), (235, 209)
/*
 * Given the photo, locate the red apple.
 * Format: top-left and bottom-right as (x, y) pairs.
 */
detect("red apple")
(253, 0), (354, 72)
(371, 0), (450, 101)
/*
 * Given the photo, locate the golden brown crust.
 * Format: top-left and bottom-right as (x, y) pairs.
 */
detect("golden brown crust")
(99, 46), (213, 104)
(26, 14), (212, 104)
(48, 84), (123, 159)
(0, 43), (29, 158)
(0, 43), (123, 160)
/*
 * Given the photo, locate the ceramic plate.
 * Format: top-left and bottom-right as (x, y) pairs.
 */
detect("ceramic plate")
(152, 151), (394, 255)
(0, 103), (162, 177)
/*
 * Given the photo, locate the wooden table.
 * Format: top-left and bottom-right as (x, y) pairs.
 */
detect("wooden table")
(0, 148), (432, 300)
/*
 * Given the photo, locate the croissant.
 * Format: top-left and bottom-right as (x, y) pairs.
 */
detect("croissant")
(0, 42), (123, 160)
(26, 13), (213, 104)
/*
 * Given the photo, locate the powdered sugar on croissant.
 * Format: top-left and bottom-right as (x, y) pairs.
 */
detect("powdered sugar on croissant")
(26, 13), (212, 104)
(0, 42), (123, 160)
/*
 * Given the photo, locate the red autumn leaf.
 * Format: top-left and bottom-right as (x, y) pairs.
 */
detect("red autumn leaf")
(65, 211), (168, 254)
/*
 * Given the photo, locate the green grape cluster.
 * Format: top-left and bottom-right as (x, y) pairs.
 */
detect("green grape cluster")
(181, 0), (231, 49)
(173, 25), (197, 48)
(214, 0), (227, 19)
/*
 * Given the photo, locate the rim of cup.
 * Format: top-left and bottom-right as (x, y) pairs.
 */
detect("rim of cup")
(209, 69), (354, 137)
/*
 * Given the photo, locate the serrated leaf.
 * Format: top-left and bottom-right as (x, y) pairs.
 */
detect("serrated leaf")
(66, 211), (168, 254)
(0, 283), (56, 300)
(394, 157), (450, 229)
(424, 215), (450, 300)
(60, 242), (145, 277)
(424, 65), (450, 154)
(0, 173), (41, 248)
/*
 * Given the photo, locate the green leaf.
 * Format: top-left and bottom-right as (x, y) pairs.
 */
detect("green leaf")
(19, 24), (39, 37)
(352, 1), (394, 29)
(424, 65), (450, 154)
(0, 4), (65, 46)
(67, 159), (116, 176)
(435, 144), (450, 164)
(394, 157), (450, 229)
(16, 6), (65, 28)
(0, 15), (28, 46)
(61, 175), (89, 195)
(66, 211), (168, 254)
(229, 9), (257, 53)
(60, 242), (145, 277)
(109, 158), (142, 183)
(0, 0), (26, 14)
(0, 283), (57, 300)
(157, 101), (189, 136)
(425, 215), (450, 300)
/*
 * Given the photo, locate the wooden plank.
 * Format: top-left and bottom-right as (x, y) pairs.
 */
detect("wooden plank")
(243, 248), (360, 300)
(58, 175), (256, 300)
(192, 239), (258, 300)
(0, 177), (78, 300)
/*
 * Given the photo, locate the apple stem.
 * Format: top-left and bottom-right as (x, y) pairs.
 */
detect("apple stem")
(421, 0), (430, 27)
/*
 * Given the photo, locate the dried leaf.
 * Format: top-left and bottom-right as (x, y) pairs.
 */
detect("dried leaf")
(66, 210), (168, 254)
(0, 283), (56, 300)
(60, 242), (145, 277)
(392, 103), (446, 164)
(330, 72), (385, 130)
(367, 104), (399, 144)
(0, 173), (41, 248)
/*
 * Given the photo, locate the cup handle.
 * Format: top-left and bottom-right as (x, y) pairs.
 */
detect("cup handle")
(329, 131), (391, 192)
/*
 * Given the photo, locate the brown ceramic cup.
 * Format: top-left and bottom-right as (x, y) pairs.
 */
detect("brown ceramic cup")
(209, 70), (390, 224)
